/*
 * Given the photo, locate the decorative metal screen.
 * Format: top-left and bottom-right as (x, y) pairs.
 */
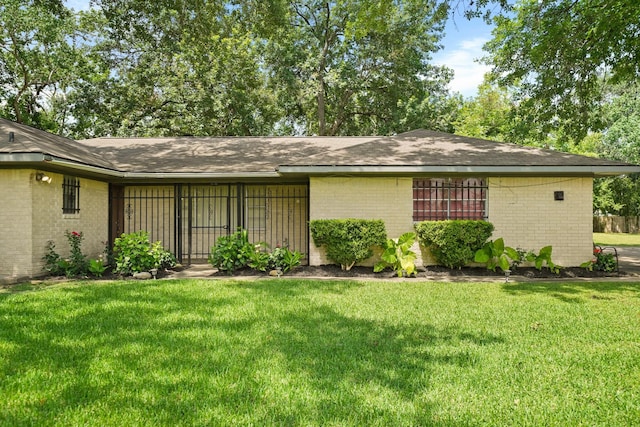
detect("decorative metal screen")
(113, 183), (309, 264)
(413, 178), (487, 221)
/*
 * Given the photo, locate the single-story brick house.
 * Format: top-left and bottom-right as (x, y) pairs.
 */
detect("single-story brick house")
(2, 118), (639, 282)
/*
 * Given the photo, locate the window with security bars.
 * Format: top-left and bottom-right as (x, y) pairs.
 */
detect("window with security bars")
(413, 178), (487, 221)
(62, 176), (80, 214)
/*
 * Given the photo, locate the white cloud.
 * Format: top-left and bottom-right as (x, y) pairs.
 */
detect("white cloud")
(434, 37), (491, 98)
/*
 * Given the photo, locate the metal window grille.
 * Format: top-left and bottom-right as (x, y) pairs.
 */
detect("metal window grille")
(413, 178), (487, 221)
(62, 176), (80, 214)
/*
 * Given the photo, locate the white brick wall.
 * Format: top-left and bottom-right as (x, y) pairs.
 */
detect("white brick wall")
(487, 177), (593, 267)
(309, 177), (414, 265)
(0, 170), (34, 281)
(1, 169), (109, 282)
(309, 175), (594, 268)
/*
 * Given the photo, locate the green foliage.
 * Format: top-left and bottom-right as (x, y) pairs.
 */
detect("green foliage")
(532, 246), (560, 274)
(594, 175), (640, 217)
(43, 240), (64, 276)
(310, 219), (387, 271)
(485, 0), (640, 142)
(5, 0), (455, 137)
(247, 243), (272, 272)
(65, 230), (88, 277)
(255, 0), (452, 136)
(269, 245), (303, 274)
(453, 80), (512, 142)
(2, 277), (639, 426)
(474, 238), (520, 272)
(208, 229), (254, 274)
(0, 0), (83, 132)
(42, 231), (89, 277)
(581, 247), (618, 273)
(209, 231), (302, 275)
(88, 259), (107, 277)
(113, 231), (173, 275)
(374, 232), (418, 277)
(415, 220), (494, 269)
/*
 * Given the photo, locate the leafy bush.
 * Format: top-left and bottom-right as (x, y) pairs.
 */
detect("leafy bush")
(208, 229), (255, 274)
(43, 231), (89, 277)
(532, 246), (560, 273)
(582, 246), (617, 273)
(113, 231), (174, 275)
(269, 245), (302, 273)
(415, 220), (494, 268)
(43, 240), (65, 276)
(310, 219), (387, 270)
(88, 259), (108, 277)
(65, 231), (88, 276)
(474, 238), (521, 272)
(210, 231), (303, 274)
(247, 243), (272, 272)
(374, 232), (418, 277)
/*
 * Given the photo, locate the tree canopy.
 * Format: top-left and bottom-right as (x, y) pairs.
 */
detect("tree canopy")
(484, 0), (640, 141)
(1, 0), (460, 137)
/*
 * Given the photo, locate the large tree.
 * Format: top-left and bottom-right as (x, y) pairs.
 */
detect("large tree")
(67, 0), (279, 137)
(484, 0), (640, 142)
(0, 0), (83, 133)
(248, 0), (455, 136)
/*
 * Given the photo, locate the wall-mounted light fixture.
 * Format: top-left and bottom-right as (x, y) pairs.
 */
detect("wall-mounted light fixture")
(554, 191), (564, 201)
(35, 172), (52, 184)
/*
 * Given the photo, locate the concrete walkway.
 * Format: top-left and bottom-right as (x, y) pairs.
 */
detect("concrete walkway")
(612, 246), (640, 275)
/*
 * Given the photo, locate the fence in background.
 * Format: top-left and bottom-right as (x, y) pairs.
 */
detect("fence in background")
(593, 216), (640, 233)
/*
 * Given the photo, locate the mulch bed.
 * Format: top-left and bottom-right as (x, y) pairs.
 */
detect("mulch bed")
(212, 264), (623, 279)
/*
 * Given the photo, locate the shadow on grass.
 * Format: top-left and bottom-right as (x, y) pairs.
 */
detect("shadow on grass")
(0, 279), (503, 426)
(502, 281), (640, 303)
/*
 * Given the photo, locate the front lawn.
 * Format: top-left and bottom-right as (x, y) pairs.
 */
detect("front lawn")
(1, 278), (639, 426)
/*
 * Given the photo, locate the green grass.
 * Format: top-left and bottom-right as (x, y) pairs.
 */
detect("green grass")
(594, 232), (640, 246)
(1, 278), (639, 426)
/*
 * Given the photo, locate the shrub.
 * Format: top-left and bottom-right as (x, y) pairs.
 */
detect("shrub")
(582, 246), (617, 273)
(374, 232), (418, 277)
(42, 231), (89, 277)
(269, 245), (302, 273)
(113, 231), (174, 275)
(474, 238), (521, 272)
(88, 258), (108, 277)
(43, 240), (65, 276)
(310, 219), (387, 270)
(65, 231), (88, 276)
(415, 220), (494, 268)
(208, 229), (255, 274)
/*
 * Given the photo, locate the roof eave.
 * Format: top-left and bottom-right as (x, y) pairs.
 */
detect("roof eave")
(276, 165), (640, 177)
(0, 154), (281, 180)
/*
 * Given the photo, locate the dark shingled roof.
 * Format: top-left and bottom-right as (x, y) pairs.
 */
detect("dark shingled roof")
(79, 135), (375, 173)
(0, 118), (116, 170)
(2, 118), (639, 178)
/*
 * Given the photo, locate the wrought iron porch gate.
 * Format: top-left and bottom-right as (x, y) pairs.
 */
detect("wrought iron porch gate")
(110, 183), (309, 264)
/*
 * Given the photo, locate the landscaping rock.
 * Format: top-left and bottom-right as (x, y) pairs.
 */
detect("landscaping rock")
(133, 271), (152, 280)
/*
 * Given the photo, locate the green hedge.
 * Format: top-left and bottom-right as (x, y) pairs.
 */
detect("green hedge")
(309, 219), (387, 270)
(415, 220), (494, 268)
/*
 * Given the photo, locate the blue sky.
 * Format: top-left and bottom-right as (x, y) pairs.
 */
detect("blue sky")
(433, 17), (494, 98)
(65, 0), (492, 98)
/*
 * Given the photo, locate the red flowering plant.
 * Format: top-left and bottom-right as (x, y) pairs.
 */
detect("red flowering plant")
(64, 230), (88, 276)
(581, 246), (617, 273)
